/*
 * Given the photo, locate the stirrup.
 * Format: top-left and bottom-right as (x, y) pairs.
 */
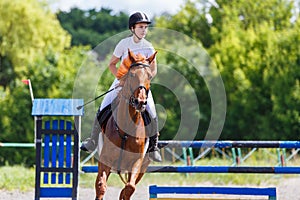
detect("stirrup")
(80, 144), (88, 152)
(80, 139), (96, 153)
(149, 148), (162, 162)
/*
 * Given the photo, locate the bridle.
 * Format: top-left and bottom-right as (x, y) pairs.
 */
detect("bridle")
(129, 62), (150, 68)
(122, 62), (151, 111)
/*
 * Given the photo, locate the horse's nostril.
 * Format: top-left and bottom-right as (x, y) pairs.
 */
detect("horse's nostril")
(134, 99), (139, 105)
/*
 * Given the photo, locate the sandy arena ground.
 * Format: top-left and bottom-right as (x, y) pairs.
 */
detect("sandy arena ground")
(1, 176), (300, 200)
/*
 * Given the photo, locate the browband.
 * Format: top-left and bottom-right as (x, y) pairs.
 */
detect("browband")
(130, 62), (150, 68)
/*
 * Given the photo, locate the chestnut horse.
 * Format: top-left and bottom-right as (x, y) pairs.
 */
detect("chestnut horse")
(95, 49), (157, 200)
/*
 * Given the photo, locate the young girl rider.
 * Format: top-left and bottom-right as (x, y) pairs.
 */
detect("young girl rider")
(81, 12), (162, 162)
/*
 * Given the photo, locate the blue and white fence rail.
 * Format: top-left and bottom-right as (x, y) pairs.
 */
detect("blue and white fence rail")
(82, 165), (300, 174)
(82, 140), (300, 174)
(149, 185), (277, 200)
(157, 140), (300, 148)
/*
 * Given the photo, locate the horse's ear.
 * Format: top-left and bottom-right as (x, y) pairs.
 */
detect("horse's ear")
(147, 51), (157, 64)
(128, 49), (136, 63)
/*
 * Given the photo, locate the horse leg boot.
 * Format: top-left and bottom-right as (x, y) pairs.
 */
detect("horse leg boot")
(147, 117), (162, 162)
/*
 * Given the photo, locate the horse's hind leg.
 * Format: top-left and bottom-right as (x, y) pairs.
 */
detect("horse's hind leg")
(95, 162), (111, 200)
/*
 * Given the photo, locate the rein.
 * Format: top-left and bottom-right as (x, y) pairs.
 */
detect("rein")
(115, 120), (129, 185)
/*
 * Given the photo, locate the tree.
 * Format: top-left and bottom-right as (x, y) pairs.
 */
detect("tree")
(155, 0), (300, 140)
(0, 0), (70, 90)
(156, 1), (213, 48)
(56, 8), (128, 48)
(209, 0), (299, 139)
(0, 0), (89, 165)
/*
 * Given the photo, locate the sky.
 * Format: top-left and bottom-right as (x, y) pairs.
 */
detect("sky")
(50, 0), (185, 18)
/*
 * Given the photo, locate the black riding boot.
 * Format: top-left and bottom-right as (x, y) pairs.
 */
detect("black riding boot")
(146, 117), (162, 162)
(148, 133), (162, 162)
(80, 105), (112, 153)
(80, 116), (100, 153)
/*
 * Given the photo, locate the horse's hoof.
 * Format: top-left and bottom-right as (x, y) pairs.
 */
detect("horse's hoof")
(125, 183), (135, 193)
(119, 184), (136, 200)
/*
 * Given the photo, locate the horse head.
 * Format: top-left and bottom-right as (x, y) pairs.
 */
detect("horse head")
(117, 49), (157, 112)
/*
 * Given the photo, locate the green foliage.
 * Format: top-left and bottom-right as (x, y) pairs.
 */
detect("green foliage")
(156, 1), (213, 48)
(151, 49), (208, 140)
(209, 0), (300, 139)
(155, 0), (300, 140)
(57, 8), (128, 48)
(0, 0), (71, 89)
(0, 0), (90, 166)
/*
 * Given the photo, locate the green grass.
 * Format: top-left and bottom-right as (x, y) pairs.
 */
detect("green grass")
(0, 165), (286, 192)
(0, 165), (35, 191)
(79, 169), (286, 189)
(80, 153), (298, 189)
(1, 150), (299, 191)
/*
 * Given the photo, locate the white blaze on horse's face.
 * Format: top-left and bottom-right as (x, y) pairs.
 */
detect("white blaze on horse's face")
(129, 66), (151, 112)
(125, 49), (157, 112)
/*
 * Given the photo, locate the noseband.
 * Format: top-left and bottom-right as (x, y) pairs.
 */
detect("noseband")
(129, 85), (149, 108)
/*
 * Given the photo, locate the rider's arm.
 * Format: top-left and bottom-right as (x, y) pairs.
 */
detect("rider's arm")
(108, 55), (120, 78)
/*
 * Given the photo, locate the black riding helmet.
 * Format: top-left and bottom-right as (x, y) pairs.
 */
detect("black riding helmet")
(128, 12), (151, 29)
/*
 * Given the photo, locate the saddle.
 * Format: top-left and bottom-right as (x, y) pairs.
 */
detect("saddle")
(97, 104), (112, 130)
(97, 103), (154, 136)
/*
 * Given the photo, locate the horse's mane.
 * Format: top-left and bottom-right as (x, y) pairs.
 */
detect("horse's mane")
(116, 53), (148, 79)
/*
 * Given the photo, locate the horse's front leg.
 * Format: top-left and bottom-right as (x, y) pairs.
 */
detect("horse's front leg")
(119, 157), (144, 200)
(120, 157), (150, 200)
(95, 161), (111, 200)
(135, 157), (150, 185)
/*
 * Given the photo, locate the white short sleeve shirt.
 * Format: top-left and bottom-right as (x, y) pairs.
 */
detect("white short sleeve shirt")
(113, 36), (155, 61)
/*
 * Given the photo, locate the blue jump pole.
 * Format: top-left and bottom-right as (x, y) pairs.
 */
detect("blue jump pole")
(82, 140), (300, 174)
(146, 166), (300, 174)
(81, 165), (300, 174)
(158, 140), (300, 148)
(149, 185), (277, 200)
